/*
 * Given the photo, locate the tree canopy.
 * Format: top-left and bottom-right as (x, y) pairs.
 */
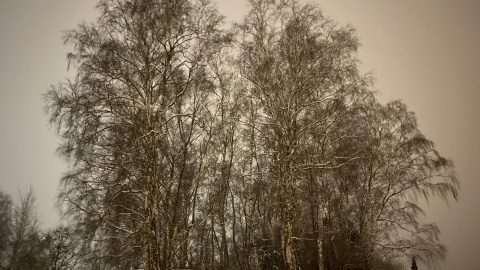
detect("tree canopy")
(41, 0), (458, 269)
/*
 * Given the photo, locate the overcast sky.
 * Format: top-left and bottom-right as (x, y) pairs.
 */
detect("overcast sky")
(1, 1), (479, 269)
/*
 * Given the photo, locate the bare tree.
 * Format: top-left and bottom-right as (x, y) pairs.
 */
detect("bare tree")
(44, 0), (458, 269)
(0, 190), (12, 268)
(315, 97), (458, 269)
(41, 226), (81, 270)
(359, 100), (458, 267)
(237, 0), (372, 268)
(45, 0), (229, 269)
(5, 188), (42, 270)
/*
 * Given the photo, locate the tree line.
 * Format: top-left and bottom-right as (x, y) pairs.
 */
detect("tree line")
(20, 0), (459, 269)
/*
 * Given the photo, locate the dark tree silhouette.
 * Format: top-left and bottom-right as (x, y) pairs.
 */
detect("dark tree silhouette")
(411, 257), (418, 270)
(0, 190), (12, 268)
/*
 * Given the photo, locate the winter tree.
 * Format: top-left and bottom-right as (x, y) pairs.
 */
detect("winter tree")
(45, 0), (229, 269)
(0, 190), (12, 268)
(44, 0), (458, 269)
(236, 0), (373, 268)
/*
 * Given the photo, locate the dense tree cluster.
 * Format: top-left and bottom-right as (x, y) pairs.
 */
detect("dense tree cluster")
(0, 188), (81, 270)
(38, 0), (458, 269)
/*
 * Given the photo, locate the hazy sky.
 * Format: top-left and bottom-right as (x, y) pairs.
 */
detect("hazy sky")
(1, 1), (479, 269)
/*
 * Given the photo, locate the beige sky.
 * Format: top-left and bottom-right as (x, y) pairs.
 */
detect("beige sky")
(1, 1), (479, 269)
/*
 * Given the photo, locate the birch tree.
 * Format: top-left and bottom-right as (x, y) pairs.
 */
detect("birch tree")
(359, 100), (458, 268)
(318, 97), (458, 269)
(237, 0), (372, 268)
(44, 0), (459, 269)
(45, 0), (228, 269)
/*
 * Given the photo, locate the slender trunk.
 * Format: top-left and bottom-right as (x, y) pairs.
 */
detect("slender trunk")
(317, 209), (324, 270)
(231, 188), (243, 269)
(220, 212), (229, 270)
(145, 188), (160, 270)
(283, 203), (298, 270)
(279, 145), (298, 270)
(211, 215), (216, 269)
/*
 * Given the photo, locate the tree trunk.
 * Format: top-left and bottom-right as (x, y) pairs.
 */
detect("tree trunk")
(283, 202), (298, 270)
(145, 189), (160, 270)
(317, 210), (324, 270)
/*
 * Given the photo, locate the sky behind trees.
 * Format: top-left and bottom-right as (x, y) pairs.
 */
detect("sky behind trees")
(0, 1), (479, 269)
